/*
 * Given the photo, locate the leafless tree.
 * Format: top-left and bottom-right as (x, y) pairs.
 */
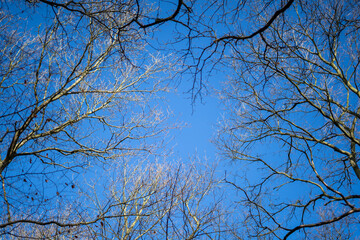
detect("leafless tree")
(218, 0), (360, 239)
(4, 159), (232, 239)
(83, 159), (230, 240)
(0, 1), (172, 236)
(23, 0), (298, 99)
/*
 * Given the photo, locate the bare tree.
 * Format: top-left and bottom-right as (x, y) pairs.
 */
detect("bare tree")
(159, 0), (296, 98)
(84, 159), (229, 240)
(218, 0), (360, 239)
(0, 1), (172, 235)
(4, 159), (231, 239)
(22, 0), (298, 99)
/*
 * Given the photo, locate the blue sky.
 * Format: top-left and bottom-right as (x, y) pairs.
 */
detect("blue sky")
(167, 86), (221, 160)
(1, 1), (360, 239)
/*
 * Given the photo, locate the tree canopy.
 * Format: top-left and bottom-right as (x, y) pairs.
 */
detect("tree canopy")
(1, 0), (359, 239)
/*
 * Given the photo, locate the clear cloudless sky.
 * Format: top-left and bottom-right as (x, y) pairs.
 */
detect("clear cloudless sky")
(167, 85), (222, 161)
